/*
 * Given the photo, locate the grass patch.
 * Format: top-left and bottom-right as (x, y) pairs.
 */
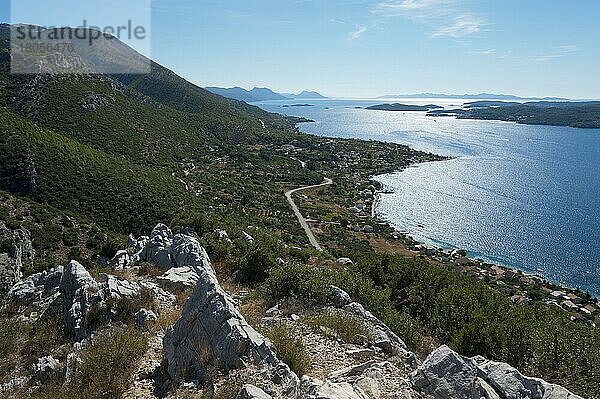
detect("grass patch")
(32, 327), (148, 399)
(304, 310), (372, 344)
(268, 324), (311, 377)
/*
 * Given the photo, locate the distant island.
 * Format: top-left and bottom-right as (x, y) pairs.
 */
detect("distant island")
(366, 103), (443, 112)
(378, 93), (572, 102)
(205, 86), (327, 102)
(282, 104), (314, 108)
(428, 101), (600, 129)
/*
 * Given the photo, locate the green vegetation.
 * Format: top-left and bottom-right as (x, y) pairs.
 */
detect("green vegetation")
(304, 311), (372, 344)
(429, 101), (600, 128)
(262, 258), (600, 397)
(268, 324), (312, 377)
(33, 327), (149, 399)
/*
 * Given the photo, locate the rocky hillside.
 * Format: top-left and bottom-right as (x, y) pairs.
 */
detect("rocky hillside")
(0, 224), (583, 398)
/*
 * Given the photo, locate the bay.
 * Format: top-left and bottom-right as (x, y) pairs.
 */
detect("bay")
(254, 98), (600, 295)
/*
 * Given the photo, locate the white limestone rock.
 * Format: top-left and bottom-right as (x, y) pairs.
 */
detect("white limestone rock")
(99, 274), (140, 300)
(242, 231), (255, 244)
(329, 285), (352, 307)
(237, 384), (273, 399)
(140, 281), (176, 308)
(156, 266), (199, 292)
(109, 250), (131, 270)
(344, 302), (407, 354)
(300, 376), (367, 399)
(134, 224), (174, 269)
(172, 234), (214, 274)
(411, 345), (583, 399)
(31, 356), (60, 384)
(59, 260), (99, 340)
(163, 266), (298, 393)
(0, 222), (34, 291)
(135, 308), (158, 328)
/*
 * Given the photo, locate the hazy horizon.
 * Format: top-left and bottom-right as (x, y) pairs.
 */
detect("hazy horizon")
(1, 0), (599, 99)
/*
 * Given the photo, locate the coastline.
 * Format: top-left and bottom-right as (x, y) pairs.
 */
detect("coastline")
(368, 172), (600, 323)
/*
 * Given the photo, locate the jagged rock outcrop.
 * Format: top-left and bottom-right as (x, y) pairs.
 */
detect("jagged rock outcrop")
(0, 222), (35, 291)
(134, 224), (174, 269)
(140, 281), (176, 309)
(329, 286), (415, 365)
(300, 361), (408, 399)
(59, 260), (99, 339)
(57, 260), (143, 340)
(125, 224), (215, 276)
(8, 266), (62, 305)
(237, 384), (273, 399)
(163, 259), (298, 394)
(156, 266), (199, 292)
(411, 345), (583, 399)
(300, 377), (365, 399)
(109, 250), (131, 270)
(330, 285), (352, 308)
(99, 273), (140, 300)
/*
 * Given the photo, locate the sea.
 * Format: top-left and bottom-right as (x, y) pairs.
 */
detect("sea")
(253, 98), (600, 296)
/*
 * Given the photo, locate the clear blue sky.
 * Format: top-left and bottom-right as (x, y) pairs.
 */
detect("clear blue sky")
(2, 0), (599, 98)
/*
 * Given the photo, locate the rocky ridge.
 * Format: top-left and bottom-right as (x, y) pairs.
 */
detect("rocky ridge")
(1, 224), (586, 398)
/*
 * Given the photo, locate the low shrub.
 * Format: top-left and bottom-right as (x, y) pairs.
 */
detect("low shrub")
(268, 324), (311, 377)
(70, 327), (148, 398)
(304, 311), (372, 344)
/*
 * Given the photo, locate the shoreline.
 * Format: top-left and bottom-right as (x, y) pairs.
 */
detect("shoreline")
(367, 174), (600, 324)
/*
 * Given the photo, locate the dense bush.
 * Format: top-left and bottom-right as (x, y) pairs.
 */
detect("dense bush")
(262, 257), (600, 398)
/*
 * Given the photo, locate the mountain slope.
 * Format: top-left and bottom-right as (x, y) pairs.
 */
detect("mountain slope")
(0, 107), (197, 233)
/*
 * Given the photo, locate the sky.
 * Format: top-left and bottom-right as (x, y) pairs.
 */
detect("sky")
(2, 0), (599, 99)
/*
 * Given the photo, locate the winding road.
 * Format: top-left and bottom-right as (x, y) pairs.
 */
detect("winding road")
(285, 177), (333, 252)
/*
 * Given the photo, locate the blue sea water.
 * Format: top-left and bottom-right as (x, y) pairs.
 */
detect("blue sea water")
(254, 99), (600, 296)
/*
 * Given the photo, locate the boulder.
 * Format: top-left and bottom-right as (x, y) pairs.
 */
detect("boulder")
(9, 276), (40, 304)
(329, 285), (352, 307)
(31, 356), (60, 384)
(473, 356), (583, 399)
(237, 384), (273, 399)
(128, 234), (148, 255)
(134, 224), (174, 269)
(300, 376), (366, 399)
(140, 281), (176, 308)
(135, 308), (158, 328)
(411, 345), (583, 399)
(172, 234), (214, 274)
(242, 231), (255, 244)
(163, 266), (298, 393)
(109, 250), (131, 270)
(344, 302), (406, 354)
(99, 274), (140, 300)
(411, 346), (487, 399)
(156, 266), (199, 292)
(337, 258), (354, 266)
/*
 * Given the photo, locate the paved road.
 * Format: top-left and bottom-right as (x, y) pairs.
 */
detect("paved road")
(285, 177), (333, 252)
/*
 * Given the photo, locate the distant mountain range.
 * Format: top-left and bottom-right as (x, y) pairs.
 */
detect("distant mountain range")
(378, 93), (571, 101)
(205, 87), (327, 102)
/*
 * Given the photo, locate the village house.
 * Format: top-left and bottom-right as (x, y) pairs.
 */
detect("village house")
(566, 293), (584, 305)
(583, 304), (599, 315)
(561, 300), (579, 310)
